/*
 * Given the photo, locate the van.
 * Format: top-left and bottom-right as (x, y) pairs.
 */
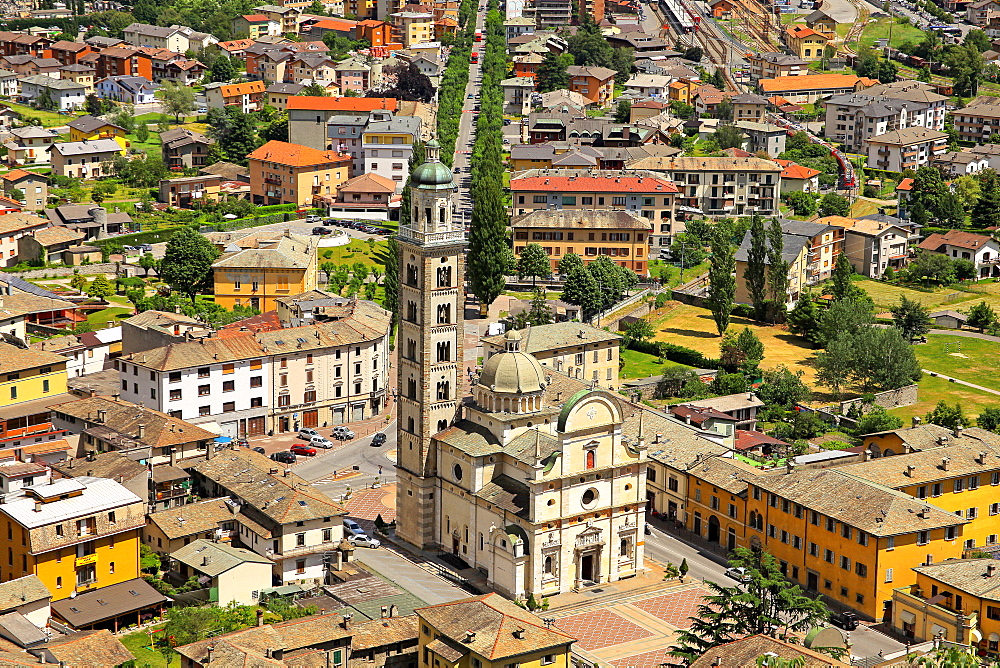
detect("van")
(830, 611), (858, 630)
(343, 519), (366, 536)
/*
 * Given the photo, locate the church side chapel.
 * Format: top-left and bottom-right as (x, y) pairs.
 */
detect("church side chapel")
(394, 140), (651, 601)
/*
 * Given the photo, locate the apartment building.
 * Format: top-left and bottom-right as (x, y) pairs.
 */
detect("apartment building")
(953, 96), (1000, 142)
(122, 23), (209, 52)
(17, 75), (86, 111)
(481, 321), (621, 388)
(0, 476), (146, 601)
(232, 14), (281, 38)
(511, 209), (653, 275)
(784, 24), (828, 60)
(0, 170), (47, 212)
(362, 112), (421, 190)
(823, 82), (948, 153)
(48, 41), (92, 67)
(248, 140), (352, 206)
(3, 127), (58, 167)
(254, 4), (302, 33)
(866, 127), (949, 173)
(91, 47), (154, 80)
(566, 65), (616, 106)
(390, 12), (433, 47)
(49, 139), (124, 180)
(334, 57), (371, 94)
(746, 51), (808, 81)
(746, 468), (966, 621)
(211, 232), (319, 312)
(287, 96), (398, 151)
(0, 344), (67, 409)
(735, 219), (843, 304)
(189, 449), (346, 585)
(204, 81), (266, 113)
(819, 215), (914, 278)
(509, 169), (680, 248)
(116, 298), (391, 436)
(627, 155), (783, 219)
(160, 128), (214, 171)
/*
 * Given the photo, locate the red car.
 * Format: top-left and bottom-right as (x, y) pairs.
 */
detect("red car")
(290, 444), (317, 457)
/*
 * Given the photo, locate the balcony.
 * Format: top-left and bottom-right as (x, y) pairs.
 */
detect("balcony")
(264, 176), (281, 185)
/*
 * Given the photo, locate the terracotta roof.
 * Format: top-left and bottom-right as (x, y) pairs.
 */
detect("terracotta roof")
(919, 229), (999, 252)
(0, 169), (45, 183)
(779, 162), (820, 179)
(337, 172), (397, 194)
(217, 80), (266, 96)
(285, 96), (397, 112)
(241, 13), (271, 20)
(510, 172), (679, 193)
(758, 73), (877, 93)
(147, 497), (271, 540)
(912, 559), (1000, 601)
(417, 594), (575, 660)
(690, 634), (851, 667)
(511, 209), (654, 230)
(0, 342), (65, 375)
(671, 404), (735, 427)
(786, 24), (824, 39)
(734, 429), (788, 452)
(35, 629), (136, 666)
(247, 140), (351, 168)
(50, 396), (218, 449)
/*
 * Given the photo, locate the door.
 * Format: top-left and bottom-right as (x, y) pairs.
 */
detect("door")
(693, 513), (702, 536)
(727, 528), (736, 551)
(452, 536), (459, 556)
(302, 410), (318, 428)
(279, 416), (290, 433)
(646, 491), (654, 512)
(807, 572), (819, 591)
(707, 516), (720, 544)
(334, 407), (345, 423)
(580, 554), (594, 582)
(352, 404), (365, 422)
(247, 417), (266, 437)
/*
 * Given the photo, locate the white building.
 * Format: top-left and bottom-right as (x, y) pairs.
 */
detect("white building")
(362, 111), (422, 191)
(624, 73), (671, 99)
(17, 75), (86, 111)
(31, 327), (121, 377)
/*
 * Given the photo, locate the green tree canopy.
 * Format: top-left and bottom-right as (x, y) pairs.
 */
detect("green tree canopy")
(159, 227), (220, 302)
(707, 227), (736, 336)
(517, 243), (551, 286)
(925, 400), (967, 430)
(891, 295), (931, 342)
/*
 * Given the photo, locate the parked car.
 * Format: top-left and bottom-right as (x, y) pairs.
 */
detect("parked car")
(323, 218), (337, 226)
(830, 611), (858, 630)
(137, 243), (153, 252)
(252, 447), (266, 454)
(306, 215), (321, 223)
(343, 518), (366, 536)
(725, 566), (751, 582)
(290, 444), (317, 457)
(312, 226), (331, 235)
(310, 435), (335, 449)
(298, 428), (319, 440)
(332, 425), (356, 440)
(371, 433), (386, 447)
(349, 534), (381, 548)
(270, 451), (296, 464)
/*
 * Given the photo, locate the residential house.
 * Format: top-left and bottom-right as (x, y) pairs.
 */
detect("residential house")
(747, 51), (809, 81)
(116, 296), (390, 434)
(776, 159), (821, 193)
(0, 213), (48, 266)
(32, 629), (141, 663)
(210, 232), (319, 312)
(501, 77), (535, 116)
(95, 75), (158, 104)
(677, 393), (764, 431)
(482, 322), (620, 388)
(817, 215), (913, 278)
(66, 116), (127, 146)
(120, 310), (211, 357)
(167, 539), (272, 606)
(784, 24), (828, 60)
(968, 0), (1000, 24)
(160, 128), (214, 171)
(157, 174), (231, 207)
(188, 449), (347, 584)
(31, 327), (121, 377)
(144, 497), (265, 553)
(216, 39), (256, 59)
(510, 209), (653, 277)
(505, 15), (536, 40)
(264, 82), (306, 110)
(48, 451), (148, 511)
(734, 121), (787, 157)
(2, 127), (58, 167)
(0, 170), (46, 211)
(693, 85), (734, 117)
(0, 72), (17, 99)
(866, 127), (948, 173)
(231, 14), (281, 38)
(287, 97), (398, 151)
(513, 52), (544, 80)
(731, 92), (769, 123)
(735, 219), (843, 304)
(17, 226), (88, 266)
(254, 4), (302, 33)
(203, 81), (266, 113)
(48, 41), (92, 67)
(362, 111), (421, 189)
(390, 11), (434, 46)
(509, 169), (679, 249)
(334, 58), (371, 94)
(933, 150), (991, 176)
(919, 229), (1000, 279)
(0, 344), (67, 409)
(91, 47), (154, 81)
(1, 55), (63, 78)
(804, 8), (838, 37)
(0, 575), (51, 630)
(323, 172), (399, 215)
(43, 204), (130, 240)
(123, 23), (197, 52)
(17, 75), (85, 111)
(629, 100), (671, 122)
(566, 65), (616, 106)
(624, 73), (670, 99)
(355, 19), (395, 45)
(49, 139), (123, 179)
(758, 73), (877, 104)
(248, 140), (352, 206)
(58, 64), (95, 93)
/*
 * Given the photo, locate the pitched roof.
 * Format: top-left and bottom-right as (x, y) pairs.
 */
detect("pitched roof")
(786, 24), (824, 39)
(0, 576), (49, 612)
(66, 115), (123, 134)
(779, 162), (820, 179)
(567, 65), (617, 80)
(626, 155), (783, 172)
(0, 169), (45, 184)
(758, 73), (877, 93)
(147, 497), (271, 540)
(844, 431), (1000, 487)
(171, 538), (272, 576)
(682, 393), (765, 413)
(0, 213), (48, 235)
(50, 396), (218, 448)
(912, 559), (1000, 601)
(417, 594), (575, 660)
(285, 96), (397, 112)
(50, 587), (167, 632)
(509, 171), (679, 193)
(49, 139), (121, 157)
(919, 229), (999, 252)
(0, 342), (65, 375)
(49, 451), (146, 484)
(510, 209), (654, 230)
(337, 172), (397, 193)
(247, 140), (350, 168)
(689, 634), (851, 667)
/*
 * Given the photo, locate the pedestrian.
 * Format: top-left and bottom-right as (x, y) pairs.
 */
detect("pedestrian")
(378, 465), (383, 475)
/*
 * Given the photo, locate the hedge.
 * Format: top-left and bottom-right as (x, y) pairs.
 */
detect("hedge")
(90, 227), (185, 249)
(210, 208), (323, 232)
(627, 339), (721, 369)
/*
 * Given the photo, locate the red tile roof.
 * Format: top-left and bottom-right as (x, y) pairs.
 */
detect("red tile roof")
(510, 174), (679, 193)
(759, 73), (878, 93)
(0, 169), (43, 183)
(248, 140), (352, 168)
(897, 177), (914, 191)
(285, 96), (397, 111)
(241, 14), (271, 21)
(780, 162), (820, 180)
(735, 430), (788, 452)
(786, 24), (823, 39)
(918, 229), (999, 252)
(314, 18), (356, 30)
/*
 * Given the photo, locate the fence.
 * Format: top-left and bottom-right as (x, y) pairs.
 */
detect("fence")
(596, 288), (652, 329)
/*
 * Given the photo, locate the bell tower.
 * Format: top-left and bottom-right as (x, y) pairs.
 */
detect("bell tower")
(394, 140), (465, 550)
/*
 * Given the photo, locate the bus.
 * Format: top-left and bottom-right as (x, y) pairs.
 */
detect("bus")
(471, 51), (479, 63)
(474, 29), (483, 41)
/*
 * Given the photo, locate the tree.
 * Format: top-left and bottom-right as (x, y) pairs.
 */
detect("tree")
(743, 215), (767, 321)
(135, 122), (150, 143)
(830, 253), (859, 302)
(756, 366), (810, 408)
(557, 252), (583, 276)
(909, 250), (956, 285)
(818, 193), (850, 217)
(85, 275), (114, 300)
(818, 296), (874, 348)
(719, 327), (764, 374)
(854, 405), (903, 435)
(307, 0), (327, 13)
(525, 289), (554, 326)
(383, 62), (434, 103)
(613, 99), (631, 123)
(207, 107), (259, 166)
(766, 219), (789, 315)
(670, 547), (829, 662)
(711, 372), (749, 395)
(967, 301), (997, 332)
(85, 93), (105, 116)
(209, 55), (237, 83)
(382, 234), (398, 322)
(783, 191), (816, 216)
(972, 170), (1000, 229)
(159, 227), (220, 302)
(624, 319), (655, 344)
(156, 82), (196, 124)
(714, 124), (744, 150)
(707, 227), (736, 336)
(69, 273), (88, 293)
(891, 295), (930, 341)
(786, 290), (823, 344)
(7, 188), (23, 202)
(536, 50), (570, 93)
(978, 406), (1000, 432)
(517, 243), (551, 286)
(34, 90), (56, 111)
(817, 326), (921, 395)
(925, 400), (967, 430)
(670, 233), (707, 267)
(139, 252), (157, 277)
(561, 264), (601, 320)
(111, 105), (135, 134)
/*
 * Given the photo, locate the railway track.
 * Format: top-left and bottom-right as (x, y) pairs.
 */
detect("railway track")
(839, 0), (872, 56)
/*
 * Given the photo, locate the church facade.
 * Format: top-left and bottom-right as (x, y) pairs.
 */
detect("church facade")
(394, 142), (648, 600)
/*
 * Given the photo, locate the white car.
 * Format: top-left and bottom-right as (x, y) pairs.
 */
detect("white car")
(310, 435), (335, 449)
(298, 428), (319, 440)
(349, 534), (381, 548)
(725, 566), (751, 582)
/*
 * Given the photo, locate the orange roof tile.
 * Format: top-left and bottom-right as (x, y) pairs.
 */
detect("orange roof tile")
(220, 81), (266, 96)
(786, 24), (823, 39)
(218, 39), (255, 50)
(897, 177), (914, 191)
(511, 174), (680, 193)
(780, 163), (820, 179)
(241, 14), (271, 21)
(759, 73), (876, 93)
(0, 169), (43, 182)
(314, 18), (357, 30)
(285, 96), (397, 111)
(248, 140), (352, 168)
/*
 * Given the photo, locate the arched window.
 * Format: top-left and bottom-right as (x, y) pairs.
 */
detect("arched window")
(405, 264), (418, 286)
(437, 303), (451, 324)
(544, 556), (553, 574)
(437, 419), (448, 432)
(407, 416), (414, 433)
(406, 339), (416, 361)
(437, 266), (452, 287)
(437, 341), (451, 362)
(406, 301), (417, 323)
(620, 538), (629, 557)
(436, 381), (450, 400)
(586, 450), (595, 470)
(406, 378), (417, 399)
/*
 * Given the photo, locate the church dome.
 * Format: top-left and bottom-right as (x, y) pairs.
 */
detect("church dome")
(411, 139), (455, 189)
(478, 330), (547, 394)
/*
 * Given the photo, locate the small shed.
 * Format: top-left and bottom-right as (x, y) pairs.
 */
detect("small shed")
(928, 310), (967, 329)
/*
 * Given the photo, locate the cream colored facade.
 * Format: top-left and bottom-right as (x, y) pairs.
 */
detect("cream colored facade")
(391, 12), (433, 47)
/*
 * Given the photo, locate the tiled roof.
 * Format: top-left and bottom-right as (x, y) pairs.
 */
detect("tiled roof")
(286, 96), (397, 112)
(217, 80), (266, 96)
(817, 215), (908, 237)
(682, 393), (765, 413)
(510, 171), (679, 193)
(867, 127), (948, 145)
(752, 468), (967, 536)
(920, 229), (999, 252)
(40, 629), (136, 665)
(786, 24), (824, 39)
(511, 208), (652, 230)
(0, 169), (45, 184)
(567, 65), (617, 80)
(337, 172), (397, 193)
(147, 497), (271, 540)
(483, 322), (619, 353)
(0, 576), (49, 612)
(734, 429), (788, 452)
(759, 73), (877, 93)
(241, 14), (271, 21)
(66, 115), (123, 134)
(849, 430), (1000, 486)
(0, 213), (48, 235)
(51, 396), (218, 449)
(0, 342), (65, 375)
(689, 634), (851, 667)
(247, 140), (350, 168)
(627, 155), (783, 172)
(49, 139), (121, 157)
(171, 538), (273, 576)
(212, 234), (314, 269)
(417, 594), (575, 660)
(913, 559), (1000, 601)
(897, 177), (914, 191)
(49, 451), (146, 483)
(779, 162), (820, 179)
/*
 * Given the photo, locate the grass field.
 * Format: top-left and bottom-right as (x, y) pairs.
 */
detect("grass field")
(87, 306), (134, 328)
(620, 348), (691, 380)
(857, 16), (926, 50)
(889, 373), (998, 424)
(915, 334), (1000, 392)
(0, 102), (76, 127)
(319, 239), (388, 269)
(857, 278), (1000, 314)
(120, 625), (178, 668)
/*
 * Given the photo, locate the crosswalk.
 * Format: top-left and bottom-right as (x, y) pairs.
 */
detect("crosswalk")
(311, 468), (365, 484)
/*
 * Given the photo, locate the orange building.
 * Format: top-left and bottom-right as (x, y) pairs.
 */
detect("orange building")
(248, 140), (352, 206)
(355, 19), (395, 45)
(93, 47), (153, 80)
(513, 52), (543, 80)
(566, 65), (616, 106)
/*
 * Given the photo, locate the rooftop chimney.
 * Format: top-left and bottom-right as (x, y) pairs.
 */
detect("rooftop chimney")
(978, 452), (988, 465)
(905, 464), (916, 477)
(33, 501), (41, 512)
(912, 416), (921, 428)
(941, 457), (951, 471)
(513, 628), (525, 639)
(990, 564), (997, 578)
(955, 424), (963, 439)
(138, 424), (145, 439)
(465, 630), (476, 642)
(96, 409), (106, 423)
(918, 507), (929, 519)
(341, 613), (352, 630)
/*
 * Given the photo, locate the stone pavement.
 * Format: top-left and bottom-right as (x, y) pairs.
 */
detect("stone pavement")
(343, 485), (398, 527)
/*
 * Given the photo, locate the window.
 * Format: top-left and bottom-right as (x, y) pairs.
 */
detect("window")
(251, 397), (263, 408)
(198, 367), (210, 378)
(970, 475), (980, 490)
(856, 531), (868, 546)
(199, 405), (211, 416)
(296, 533), (306, 547)
(304, 390), (316, 403)
(855, 563), (867, 578)
(946, 526), (956, 541)
(541, 657), (555, 666)
(826, 517), (835, 532)
(932, 483), (942, 497)
(840, 556), (851, 571)
(955, 478), (965, 493)
(250, 376), (263, 388)
(824, 549), (834, 563)
(841, 524), (852, 540)
(296, 560), (306, 574)
(198, 384), (210, 396)
(278, 395), (290, 407)
(887, 536), (895, 550)
(223, 380), (235, 392)
(918, 531), (929, 545)
(968, 507), (979, 519)
(223, 402), (235, 412)
(169, 389), (182, 401)
(250, 359), (262, 370)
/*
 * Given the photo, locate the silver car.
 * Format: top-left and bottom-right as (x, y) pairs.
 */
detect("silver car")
(349, 534), (381, 548)
(310, 435), (335, 449)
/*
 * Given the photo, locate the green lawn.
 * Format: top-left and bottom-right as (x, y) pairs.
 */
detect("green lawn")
(620, 348), (691, 380)
(319, 239), (388, 269)
(915, 334), (1000, 392)
(87, 306), (134, 328)
(890, 374), (1000, 424)
(0, 102), (77, 127)
(120, 624), (178, 668)
(856, 279), (974, 310)
(857, 16), (926, 50)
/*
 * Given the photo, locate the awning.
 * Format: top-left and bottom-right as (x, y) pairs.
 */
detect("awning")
(214, 436), (232, 444)
(898, 610), (916, 624)
(972, 628), (983, 643)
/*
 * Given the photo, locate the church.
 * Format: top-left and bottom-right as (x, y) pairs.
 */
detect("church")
(393, 141), (649, 600)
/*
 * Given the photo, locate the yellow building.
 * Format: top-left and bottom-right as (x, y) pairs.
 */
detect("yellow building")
(247, 140), (352, 207)
(66, 115), (128, 148)
(0, 476), (146, 600)
(785, 24), (829, 61)
(416, 594), (576, 668)
(390, 11), (434, 47)
(842, 428), (1000, 552)
(0, 344), (67, 408)
(747, 468), (966, 621)
(211, 231), (319, 312)
(892, 558), (1000, 654)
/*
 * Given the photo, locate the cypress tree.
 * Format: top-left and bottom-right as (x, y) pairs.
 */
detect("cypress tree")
(743, 214), (767, 321)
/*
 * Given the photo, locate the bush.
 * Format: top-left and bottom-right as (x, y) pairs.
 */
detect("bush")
(627, 339), (720, 369)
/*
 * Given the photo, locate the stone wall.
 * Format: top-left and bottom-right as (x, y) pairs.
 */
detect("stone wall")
(839, 384), (919, 413)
